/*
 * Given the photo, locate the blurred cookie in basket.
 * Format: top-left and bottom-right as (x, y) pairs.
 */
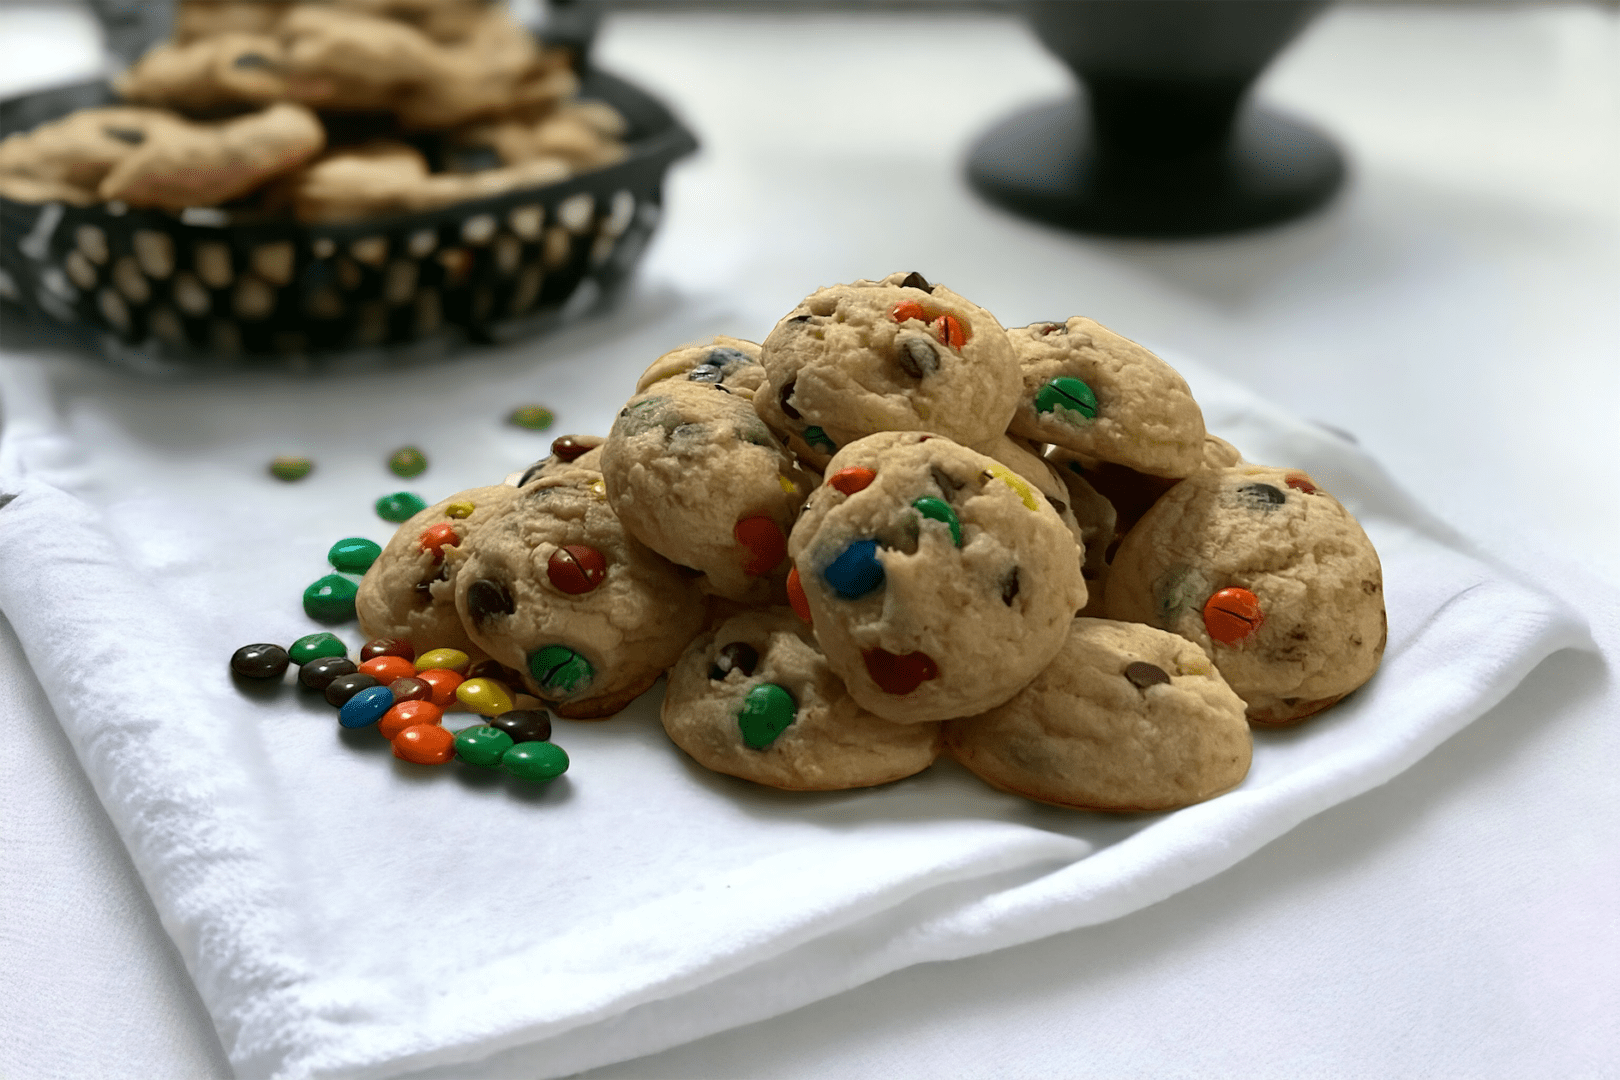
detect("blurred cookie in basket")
(113, 31), (289, 114)
(356, 483), (520, 658)
(450, 100), (628, 174)
(946, 617), (1251, 813)
(172, 1), (293, 43)
(453, 469), (704, 719)
(789, 432), (1086, 725)
(756, 272), (1022, 471)
(602, 377), (814, 605)
(1104, 464), (1386, 726)
(663, 608), (943, 791)
(0, 102), (323, 210)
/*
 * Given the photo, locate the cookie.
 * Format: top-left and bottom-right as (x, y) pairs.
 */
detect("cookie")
(173, 2), (293, 44)
(1007, 317), (1206, 478)
(1203, 433), (1243, 469)
(1103, 465), (1386, 725)
(946, 618), (1251, 812)
(662, 608), (943, 791)
(115, 32), (289, 114)
(0, 107), (182, 205)
(755, 272), (1021, 470)
(452, 469), (704, 719)
(601, 378), (813, 604)
(98, 102), (324, 211)
(355, 483), (519, 657)
(788, 432), (1087, 724)
(633, 337), (767, 400)
(280, 140), (568, 223)
(451, 101), (628, 174)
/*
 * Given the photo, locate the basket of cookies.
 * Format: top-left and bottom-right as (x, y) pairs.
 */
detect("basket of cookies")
(235, 272), (1387, 811)
(0, 0), (696, 363)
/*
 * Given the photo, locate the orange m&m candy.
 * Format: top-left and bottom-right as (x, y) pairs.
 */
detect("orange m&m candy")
(392, 723), (456, 764)
(931, 314), (966, 349)
(734, 516), (787, 577)
(378, 698), (444, 740)
(358, 655), (415, 684)
(419, 522), (459, 561)
(827, 467), (876, 495)
(889, 300), (926, 324)
(1203, 587), (1264, 645)
(786, 565), (811, 623)
(415, 667), (464, 707)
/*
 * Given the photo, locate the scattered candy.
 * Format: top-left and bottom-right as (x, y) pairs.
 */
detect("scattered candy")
(300, 655), (358, 690)
(359, 655), (415, 684)
(862, 648), (938, 695)
(415, 648), (470, 674)
(733, 516), (787, 577)
(376, 492), (427, 522)
(911, 497), (961, 546)
(327, 537), (381, 574)
(393, 723), (457, 764)
(419, 522), (460, 561)
(303, 574), (359, 623)
(324, 671), (380, 708)
(388, 676), (433, 702)
(231, 643), (289, 679)
(338, 685), (394, 728)
(269, 456), (313, 482)
(388, 446), (428, 478)
(501, 740), (569, 782)
(1034, 376), (1098, 421)
(415, 667), (465, 706)
(360, 637), (414, 662)
(378, 698), (443, 741)
(528, 644), (593, 696)
(491, 708), (552, 745)
(454, 724), (515, 766)
(455, 677), (515, 717)
(289, 631), (346, 666)
(1203, 587), (1264, 645)
(828, 467), (876, 495)
(823, 539), (885, 600)
(508, 405), (556, 431)
(547, 545), (608, 594)
(737, 683), (796, 749)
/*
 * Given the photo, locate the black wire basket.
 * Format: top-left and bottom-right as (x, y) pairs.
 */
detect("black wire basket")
(0, 66), (696, 370)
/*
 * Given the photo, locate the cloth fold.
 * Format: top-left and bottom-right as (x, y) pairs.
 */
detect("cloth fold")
(0, 311), (1591, 1080)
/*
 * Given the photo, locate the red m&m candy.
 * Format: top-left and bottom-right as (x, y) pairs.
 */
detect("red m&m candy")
(1203, 587), (1264, 645)
(420, 523), (459, 561)
(547, 545), (607, 594)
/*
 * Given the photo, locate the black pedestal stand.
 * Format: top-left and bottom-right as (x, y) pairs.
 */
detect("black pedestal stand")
(967, 1), (1345, 239)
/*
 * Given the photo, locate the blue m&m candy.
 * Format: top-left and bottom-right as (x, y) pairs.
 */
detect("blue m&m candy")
(823, 539), (885, 600)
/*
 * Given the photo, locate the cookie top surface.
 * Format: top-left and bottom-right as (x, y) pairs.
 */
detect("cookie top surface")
(662, 608), (942, 791)
(755, 272), (1021, 469)
(602, 379), (811, 604)
(452, 469), (704, 717)
(946, 617), (1251, 812)
(1007, 317), (1206, 478)
(788, 432), (1087, 724)
(634, 337), (766, 399)
(1103, 465), (1386, 723)
(355, 483), (518, 655)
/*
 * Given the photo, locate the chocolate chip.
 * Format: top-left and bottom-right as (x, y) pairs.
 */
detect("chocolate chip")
(413, 565), (448, 605)
(102, 126), (145, 145)
(930, 466), (962, 495)
(1237, 483), (1286, 509)
(899, 271), (933, 293)
(232, 52), (278, 70)
(519, 460), (548, 486)
(895, 336), (939, 379)
(1124, 661), (1171, 689)
(787, 314), (812, 323)
(1045, 494), (1068, 516)
(708, 641), (759, 681)
(1000, 567), (1020, 605)
(465, 578), (514, 624)
(778, 379), (801, 420)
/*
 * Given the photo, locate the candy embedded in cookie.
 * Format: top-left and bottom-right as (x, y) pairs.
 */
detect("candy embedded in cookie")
(508, 434), (605, 487)
(1008, 317), (1206, 479)
(602, 379), (813, 604)
(452, 469), (704, 719)
(1103, 465), (1386, 725)
(355, 484), (519, 657)
(755, 272), (1022, 470)
(662, 609), (943, 791)
(946, 618), (1251, 812)
(633, 337), (767, 400)
(787, 432), (1087, 724)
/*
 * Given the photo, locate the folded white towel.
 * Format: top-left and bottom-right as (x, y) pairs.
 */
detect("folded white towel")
(0, 317), (1589, 1080)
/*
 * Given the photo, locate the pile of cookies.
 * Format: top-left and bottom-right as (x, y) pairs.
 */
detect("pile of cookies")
(0, 0), (625, 220)
(354, 272), (1386, 812)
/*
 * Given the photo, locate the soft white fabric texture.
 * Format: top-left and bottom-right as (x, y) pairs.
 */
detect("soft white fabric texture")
(0, 293), (1590, 1080)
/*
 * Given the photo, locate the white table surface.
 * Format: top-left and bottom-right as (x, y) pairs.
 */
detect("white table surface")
(2, 3), (1617, 1077)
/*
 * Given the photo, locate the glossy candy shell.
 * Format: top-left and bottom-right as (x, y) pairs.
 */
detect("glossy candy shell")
(502, 741), (569, 782)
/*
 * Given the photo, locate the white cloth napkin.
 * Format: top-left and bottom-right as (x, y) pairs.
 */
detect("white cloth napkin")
(0, 287), (1591, 1080)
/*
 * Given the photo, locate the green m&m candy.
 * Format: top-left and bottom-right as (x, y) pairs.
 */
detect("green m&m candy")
(454, 725), (515, 767)
(289, 631), (346, 665)
(528, 645), (593, 697)
(303, 574), (359, 623)
(269, 456), (313, 482)
(737, 683), (796, 750)
(375, 491), (427, 522)
(327, 537), (381, 573)
(388, 446), (428, 478)
(1034, 376), (1099, 422)
(910, 497), (961, 547)
(508, 404), (556, 431)
(502, 740), (569, 783)
(802, 426), (836, 454)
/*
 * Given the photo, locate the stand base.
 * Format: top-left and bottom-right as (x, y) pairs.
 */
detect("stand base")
(966, 97), (1345, 238)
